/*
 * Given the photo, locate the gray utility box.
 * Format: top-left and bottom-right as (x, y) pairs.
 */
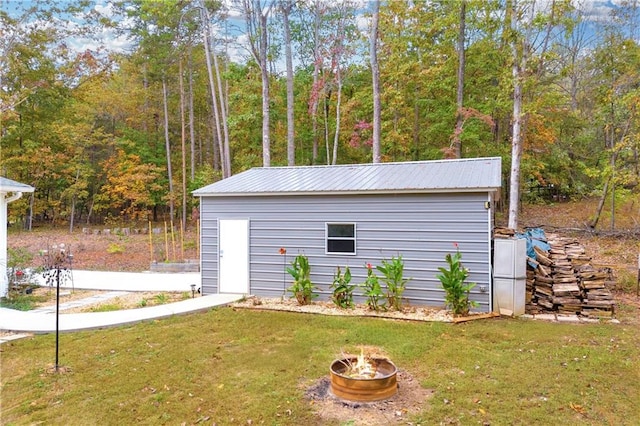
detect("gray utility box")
(493, 238), (527, 316)
(493, 238), (526, 278)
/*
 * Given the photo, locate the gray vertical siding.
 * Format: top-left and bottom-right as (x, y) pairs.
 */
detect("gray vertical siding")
(200, 192), (493, 311)
(200, 215), (219, 294)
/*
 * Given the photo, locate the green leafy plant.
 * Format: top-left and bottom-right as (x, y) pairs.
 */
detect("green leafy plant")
(377, 256), (410, 311)
(107, 243), (125, 254)
(436, 244), (478, 316)
(154, 293), (169, 305)
(286, 254), (317, 305)
(330, 266), (355, 308)
(361, 263), (386, 311)
(0, 292), (47, 311)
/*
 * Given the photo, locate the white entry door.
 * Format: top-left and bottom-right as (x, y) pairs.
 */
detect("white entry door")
(219, 219), (249, 294)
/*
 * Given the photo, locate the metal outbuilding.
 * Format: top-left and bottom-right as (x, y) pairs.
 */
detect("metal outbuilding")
(193, 157), (502, 312)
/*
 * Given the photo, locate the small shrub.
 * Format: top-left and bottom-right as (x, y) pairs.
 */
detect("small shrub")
(330, 266), (355, 308)
(286, 253), (317, 305)
(0, 292), (47, 311)
(615, 270), (637, 294)
(137, 299), (148, 308)
(361, 263), (386, 311)
(436, 244), (478, 316)
(154, 293), (169, 304)
(183, 240), (197, 250)
(106, 243), (125, 254)
(377, 256), (410, 311)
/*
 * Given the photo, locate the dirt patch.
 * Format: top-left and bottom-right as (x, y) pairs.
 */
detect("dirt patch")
(304, 368), (434, 425)
(32, 288), (105, 305)
(7, 226), (198, 272)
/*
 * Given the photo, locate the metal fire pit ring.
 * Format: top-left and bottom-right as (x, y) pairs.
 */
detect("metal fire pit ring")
(329, 357), (398, 402)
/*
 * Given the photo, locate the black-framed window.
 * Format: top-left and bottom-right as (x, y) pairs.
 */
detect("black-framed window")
(326, 223), (356, 254)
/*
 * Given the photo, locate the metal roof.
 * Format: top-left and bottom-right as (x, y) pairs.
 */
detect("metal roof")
(0, 177), (35, 193)
(193, 157), (502, 197)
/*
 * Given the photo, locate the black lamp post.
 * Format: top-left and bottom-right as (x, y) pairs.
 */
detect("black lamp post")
(41, 244), (73, 372)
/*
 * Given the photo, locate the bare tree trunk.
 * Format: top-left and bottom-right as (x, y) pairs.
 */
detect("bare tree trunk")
(27, 193), (34, 230)
(188, 50), (196, 180)
(200, 2), (227, 178)
(452, 0), (466, 159)
(332, 69), (342, 165)
(310, 3), (322, 164)
(590, 175), (611, 229)
(210, 113), (221, 171)
(179, 58), (187, 231)
(508, 0), (523, 230)
(259, 10), (271, 167)
(324, 93), (330, 164)
(207, 15), (231, 178)
(162, 78), (175, 221)
(331, 9), (346, 166)
(243, 0), (273, 167)
(212, 40), (231, 176)
(413, 99), (420, 160)
(370, 0), (381, 163)
(69, 168), (80, 233)
(85, 197), (93, 226)
(69, 197), (75, 233)
(282, 0), (295, 166)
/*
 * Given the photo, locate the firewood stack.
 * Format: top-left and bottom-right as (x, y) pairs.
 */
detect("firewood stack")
(526, 233), (616, 317)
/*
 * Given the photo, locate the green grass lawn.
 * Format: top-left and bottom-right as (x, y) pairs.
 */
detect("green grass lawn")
(1, 308), (638, 425)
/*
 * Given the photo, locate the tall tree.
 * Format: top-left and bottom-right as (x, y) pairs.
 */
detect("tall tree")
(507, 0), (523, 230)
(242, 0), (275, 167)
(588, 4), (640, 229)
(199, 1), (231, 177)
(507, 0), (572, 229)
(161, 77), (175, 221)
(370, 0), (381, 163)
(280, 0), (296, 166)
(451, 0), (466, 159)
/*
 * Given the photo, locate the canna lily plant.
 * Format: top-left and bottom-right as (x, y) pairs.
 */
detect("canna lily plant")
(286, 253), (317, 305)
(436, 243), (478, 316)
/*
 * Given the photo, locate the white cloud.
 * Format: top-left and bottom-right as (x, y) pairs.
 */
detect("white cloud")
(577, 0), (616, 22)
(93, 2), (115, 18)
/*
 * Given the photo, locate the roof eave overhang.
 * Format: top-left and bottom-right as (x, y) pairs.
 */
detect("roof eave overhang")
(194, 187), (501, 197)
(1, 186), (35, 194)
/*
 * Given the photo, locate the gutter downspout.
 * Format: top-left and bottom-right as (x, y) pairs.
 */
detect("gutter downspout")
(1, 191), (23, 298)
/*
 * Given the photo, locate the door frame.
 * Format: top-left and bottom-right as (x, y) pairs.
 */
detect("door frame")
(218, 219), (250, 294)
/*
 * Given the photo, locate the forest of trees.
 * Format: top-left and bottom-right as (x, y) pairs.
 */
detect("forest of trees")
(1, 0), (639, 231)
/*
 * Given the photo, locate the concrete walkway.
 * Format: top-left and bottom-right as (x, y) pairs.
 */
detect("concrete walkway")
(0, 270), (243, 337)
